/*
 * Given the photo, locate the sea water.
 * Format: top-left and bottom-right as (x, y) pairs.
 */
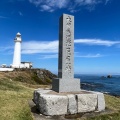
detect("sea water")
(75, 74), (120, 96)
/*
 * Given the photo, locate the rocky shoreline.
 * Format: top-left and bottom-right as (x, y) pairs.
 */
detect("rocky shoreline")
(81, 82), (120, 97)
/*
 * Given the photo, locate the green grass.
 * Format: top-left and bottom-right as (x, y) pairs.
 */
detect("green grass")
(105, 95), (120, 111)
(0, 78), (120, 120)
(86, 112), (120, 120)
(0, 79), (33, 120)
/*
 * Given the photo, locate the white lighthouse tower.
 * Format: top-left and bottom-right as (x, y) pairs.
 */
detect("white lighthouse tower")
(12, 32), (22, 68)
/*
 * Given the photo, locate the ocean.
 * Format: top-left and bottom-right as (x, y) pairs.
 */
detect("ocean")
(75, 74), (120, 96)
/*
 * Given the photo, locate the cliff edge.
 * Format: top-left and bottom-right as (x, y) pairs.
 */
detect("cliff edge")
(0, 68), (57, 85)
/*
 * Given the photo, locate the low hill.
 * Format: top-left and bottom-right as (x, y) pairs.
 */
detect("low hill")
(0, 68), (57, 85)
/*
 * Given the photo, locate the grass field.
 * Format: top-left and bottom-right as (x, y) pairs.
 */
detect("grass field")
(0, 78), (34, 120)
(86, 95), (120, 120)
(0, 78), (120, 120)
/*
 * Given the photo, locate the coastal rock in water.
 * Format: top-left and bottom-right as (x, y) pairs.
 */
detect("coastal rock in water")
(107, 75), (112, 78)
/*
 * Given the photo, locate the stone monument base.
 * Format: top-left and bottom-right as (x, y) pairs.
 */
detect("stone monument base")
(52, 78), (80, 92)
(33, 89), (105, 116)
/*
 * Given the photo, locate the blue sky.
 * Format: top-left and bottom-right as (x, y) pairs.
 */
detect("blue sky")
(0, 0), (120, 74)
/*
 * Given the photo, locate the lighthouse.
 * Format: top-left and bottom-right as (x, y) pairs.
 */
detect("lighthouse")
(12, 32), (22, 68)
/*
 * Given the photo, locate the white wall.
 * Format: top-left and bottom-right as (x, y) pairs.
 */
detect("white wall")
(13, 42), (21, 68)
(20, 63), (32, 68)
(0, 68), (14, 71)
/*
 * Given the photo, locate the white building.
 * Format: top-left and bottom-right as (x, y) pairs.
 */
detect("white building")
(0, 64), (14, 71)
(0, 68), (14, 72)
(12, 32), (22, 68)
(1, 64), (7, 68)
(20, 62), (32, 68)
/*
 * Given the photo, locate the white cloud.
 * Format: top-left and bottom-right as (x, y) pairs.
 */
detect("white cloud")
(75, 53), (102, 58)
(0, 16), (7, 19)
(22, 41), (58, 54)
(28, 0), (107, 12)
(47, 0), (68, 8)
(74, 39), (120, 46)
(21, 39), (120, 54)
(75, 0), (100, 5)
(29, 0), (42, 6)
(0, 46), (13, 51)
(1, 38), (120, 59)
(39, 54), (58, 59)
(29, 0), (69, 12)
(19, 11), (23, 16)
(105, 0), (110, 4)
(69, 0), (104, 12)
(0, 46), (14, 55)
(39, 53), (102, 59)
(40, 5), (54, 12)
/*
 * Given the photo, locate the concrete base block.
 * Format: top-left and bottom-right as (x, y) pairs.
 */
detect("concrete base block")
(33, 89), (52, 105)
(52, 78), (81, 92)
(77, 94), (97, 112)
(67, 94), (77, 114)
(39, 94), (68, 115)
(33, 89), (105, 116)
(88, 91), (105, 111)
(95, 92), (105, 111)
(97, 93), (105, 111)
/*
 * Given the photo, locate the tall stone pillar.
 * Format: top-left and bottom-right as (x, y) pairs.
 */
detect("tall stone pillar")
(52, 14), (80, 92)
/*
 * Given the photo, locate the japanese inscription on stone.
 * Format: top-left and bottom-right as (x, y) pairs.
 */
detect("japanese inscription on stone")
(65, 16), (72, 76)
(52, 14), (81, 92)
(58, 14), (74, 79)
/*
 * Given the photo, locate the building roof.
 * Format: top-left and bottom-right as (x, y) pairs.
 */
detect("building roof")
(17, 32), (21, 36)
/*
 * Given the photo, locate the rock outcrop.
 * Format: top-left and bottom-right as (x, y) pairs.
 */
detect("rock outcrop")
(0, 68), (57, 85)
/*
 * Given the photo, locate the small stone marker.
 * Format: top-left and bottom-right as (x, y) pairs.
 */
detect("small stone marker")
(52, 14), (80, 92)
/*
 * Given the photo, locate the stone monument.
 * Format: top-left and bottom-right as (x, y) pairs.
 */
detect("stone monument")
(33, 14), (105, 116)
(52, 14), (80, 92)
